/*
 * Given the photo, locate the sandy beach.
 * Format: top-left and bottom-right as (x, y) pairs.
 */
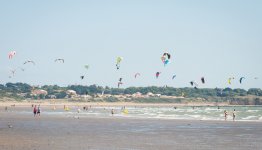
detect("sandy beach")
(0, 105), (262, 150)
(0, 100), (230, 107)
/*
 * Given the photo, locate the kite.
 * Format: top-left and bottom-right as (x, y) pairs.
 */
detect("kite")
(84, 64), (89, 70)
(135, 73), (140, 78)
(190, 81), (198, 89)
(8, 51), (16, 59)
(118, 78), (123, 88)
(172, 75), (176, 79)
(161, 52), (171, 66)
(55, 59), (64, 63)
(122, 109), (128, 114)
(116, 57), (123, 70)
(24, 60), (35, 65)
(156, 72), (161, 78)
(80, 76), (84, 80)
(201, 77), (205, 84)
(239, 77), (245, 84)
(118, 82), (123, 88)
(228, 77), (234, 85)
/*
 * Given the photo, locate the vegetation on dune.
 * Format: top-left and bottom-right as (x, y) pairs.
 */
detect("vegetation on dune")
(0, 82), (262, 104)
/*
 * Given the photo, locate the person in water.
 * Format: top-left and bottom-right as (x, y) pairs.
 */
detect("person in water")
(224, 110), (228, 121)
(33, 105), (37, 117)
(111, 109), (114, 116)
(232, 109), (236, 121)
(37, 105), (41, 117)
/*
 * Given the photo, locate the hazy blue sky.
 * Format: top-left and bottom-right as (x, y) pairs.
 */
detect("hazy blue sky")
(0, 0), (261, 89)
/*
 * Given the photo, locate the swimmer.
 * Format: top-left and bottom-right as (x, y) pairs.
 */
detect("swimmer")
(37, 105), (41, 117)
(232, 109), (236, 121)
(111, 109), (114, 116)
(33, 105), (37, 117)
(224, 110), (228, 121)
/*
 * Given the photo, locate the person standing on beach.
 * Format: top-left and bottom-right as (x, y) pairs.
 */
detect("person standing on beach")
(33, 105), (37, 117)
(37, 105), (41, 117)
(224, 110), (228, 121)
(232, 109), (236, 121)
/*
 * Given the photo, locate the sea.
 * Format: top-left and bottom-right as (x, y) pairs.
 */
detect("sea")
(25, 105), (262, 122)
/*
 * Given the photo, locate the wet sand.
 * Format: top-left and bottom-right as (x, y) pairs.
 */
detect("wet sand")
(0, 109), (262, 150)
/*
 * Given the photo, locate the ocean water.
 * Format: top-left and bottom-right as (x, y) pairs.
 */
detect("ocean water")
(24, 105), (262, 122)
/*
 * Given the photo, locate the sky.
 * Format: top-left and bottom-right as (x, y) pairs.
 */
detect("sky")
(0, 0), (261, 89)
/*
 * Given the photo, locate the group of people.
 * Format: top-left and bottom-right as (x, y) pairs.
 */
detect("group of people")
(83, 105), (92, 111)
(33, 105), (41, 117)
(31, 104), (237, 121)
(224, 109), (236, 121)
(175, 106), (237, 121)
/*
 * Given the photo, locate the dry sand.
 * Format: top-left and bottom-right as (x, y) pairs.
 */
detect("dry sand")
(0, 100), (229, 108)
(0, 106), (262, 150)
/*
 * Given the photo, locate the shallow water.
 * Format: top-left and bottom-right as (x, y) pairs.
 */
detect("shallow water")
(13, 106), (262, 122)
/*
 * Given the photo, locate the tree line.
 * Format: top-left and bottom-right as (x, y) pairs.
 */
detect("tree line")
(0, 82), (261, 100)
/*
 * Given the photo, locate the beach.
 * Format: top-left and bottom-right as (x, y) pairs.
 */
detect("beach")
(0, 104), (262, 150)
(0, 100), (230, 107)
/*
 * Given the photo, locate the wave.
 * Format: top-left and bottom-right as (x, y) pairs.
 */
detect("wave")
(246, 110), (260, 113)
(242, 116), (258, 120)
